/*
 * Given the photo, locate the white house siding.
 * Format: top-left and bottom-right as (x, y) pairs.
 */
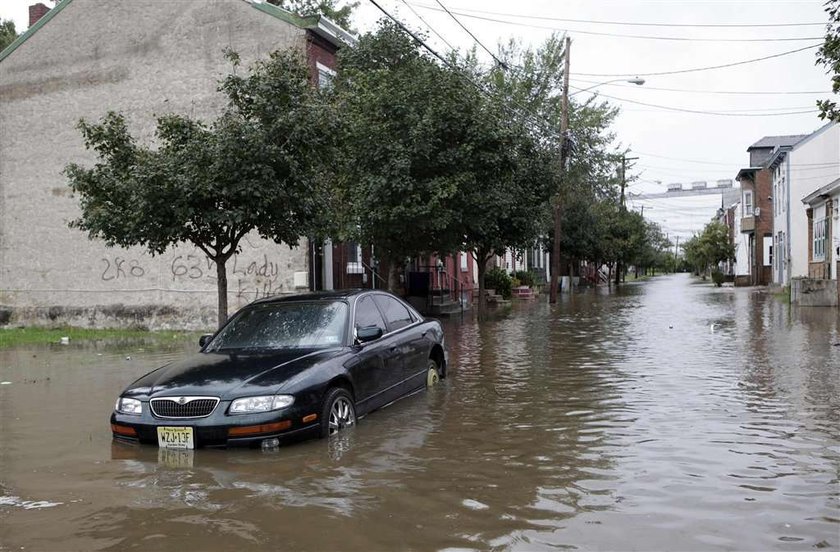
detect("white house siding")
(734, 202), (750, 279)
(0, 0), (310, 329)
(773, 123), (840, 285)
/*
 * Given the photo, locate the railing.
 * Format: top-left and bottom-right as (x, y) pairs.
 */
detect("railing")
(359, 259), (389, 290)
(413, 265), (474, 315)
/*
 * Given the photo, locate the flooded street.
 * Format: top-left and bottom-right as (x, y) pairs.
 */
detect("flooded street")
(1, 273), (838, 551)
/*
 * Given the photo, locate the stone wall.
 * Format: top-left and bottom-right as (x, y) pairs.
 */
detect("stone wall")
(0, 0), (312, 329)
(790, 278), (839, 307)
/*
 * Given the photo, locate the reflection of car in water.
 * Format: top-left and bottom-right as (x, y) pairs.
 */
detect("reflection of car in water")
(111, 290), (447, 449)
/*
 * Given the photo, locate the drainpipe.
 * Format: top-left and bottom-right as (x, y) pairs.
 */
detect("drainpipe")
(786, 157), (791, 285)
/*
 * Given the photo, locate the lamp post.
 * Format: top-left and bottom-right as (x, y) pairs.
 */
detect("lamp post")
(570, 77), (645, 96)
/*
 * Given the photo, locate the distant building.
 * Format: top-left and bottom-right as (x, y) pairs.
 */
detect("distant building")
(0, 0), (353, 328)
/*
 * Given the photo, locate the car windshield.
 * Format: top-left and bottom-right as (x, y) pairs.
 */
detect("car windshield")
(207, 301), (348, 351)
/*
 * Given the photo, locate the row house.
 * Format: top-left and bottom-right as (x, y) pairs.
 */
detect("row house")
(734, 135), (806, 286)
(732, 123), (840, 305)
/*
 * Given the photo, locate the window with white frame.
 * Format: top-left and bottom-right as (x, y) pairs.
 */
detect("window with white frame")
(813, 217), (827, 261)
(460, 252), (468, 272)
(743, 190), (753, 217)
(316, 62), (336, 91)
(346, 241), (363, 274)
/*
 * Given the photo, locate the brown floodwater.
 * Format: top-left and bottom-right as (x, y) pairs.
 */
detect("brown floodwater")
(1, 273), (838, 551)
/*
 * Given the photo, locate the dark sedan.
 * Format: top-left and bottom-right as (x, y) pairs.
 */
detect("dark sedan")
(111, 290), (447, 449)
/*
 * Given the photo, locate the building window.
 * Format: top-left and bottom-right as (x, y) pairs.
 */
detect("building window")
(813, 217), (827, 261)
(346, 241), (363, 274)
(316, 62), (336, 91)
(460, 252), (468, 272)
(743, 190), (753, 217)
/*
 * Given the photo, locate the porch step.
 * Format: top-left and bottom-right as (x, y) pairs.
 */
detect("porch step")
(429, 300), (467, 317)
(511, 286), (535, 299)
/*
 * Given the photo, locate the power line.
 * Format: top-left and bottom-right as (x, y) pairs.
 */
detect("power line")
(409, 2), (826, 28)
(570, 78), (829, 96)
(433, 0), (508, 68)
(400, 0), (457, 52)
(571, 86), (819, 116)
(409, 5), (824, 42)
(576, 43), (822, 77)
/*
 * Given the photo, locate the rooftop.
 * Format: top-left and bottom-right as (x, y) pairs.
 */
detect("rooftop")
(747, 135), (809, 151)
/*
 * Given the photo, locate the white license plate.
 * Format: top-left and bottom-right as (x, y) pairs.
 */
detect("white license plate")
(157, 426), (194, 449)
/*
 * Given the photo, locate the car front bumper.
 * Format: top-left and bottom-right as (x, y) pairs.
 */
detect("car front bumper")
(110, 400), (321, 448)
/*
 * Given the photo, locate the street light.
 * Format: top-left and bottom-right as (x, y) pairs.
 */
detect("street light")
(570, 77), (645, 96)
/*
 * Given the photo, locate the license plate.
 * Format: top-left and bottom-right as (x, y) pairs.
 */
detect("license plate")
(157, 426), (194, 449)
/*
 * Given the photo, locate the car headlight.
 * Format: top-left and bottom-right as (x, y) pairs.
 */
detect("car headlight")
(115, 397), (142, 415)
(229, 395), (295, 414)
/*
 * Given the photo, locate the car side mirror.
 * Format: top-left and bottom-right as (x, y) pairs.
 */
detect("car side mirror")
(198, 334), (214, 348)
(356, 325), (383, 343)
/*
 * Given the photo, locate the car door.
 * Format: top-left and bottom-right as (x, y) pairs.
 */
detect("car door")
(347, 295), (403, 413)
(372, 294), (428, 394)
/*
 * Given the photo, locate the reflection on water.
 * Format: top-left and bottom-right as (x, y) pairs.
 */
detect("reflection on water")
(0, 274), (838, 551)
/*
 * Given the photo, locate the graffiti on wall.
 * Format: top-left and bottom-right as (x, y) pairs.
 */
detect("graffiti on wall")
(98, 240), (290, 302)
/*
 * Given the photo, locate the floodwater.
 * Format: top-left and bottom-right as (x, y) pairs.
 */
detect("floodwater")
(1, 273), (838, 551)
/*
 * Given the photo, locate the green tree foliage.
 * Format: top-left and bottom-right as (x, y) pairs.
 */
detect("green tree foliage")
(332, 22), (474, 287)
(267, 0), (358, 30)
(682, 221), (735, 278)
(0, 19), (17, 52)
(66, 50), (333, 328)
(817, 0), (840, 121)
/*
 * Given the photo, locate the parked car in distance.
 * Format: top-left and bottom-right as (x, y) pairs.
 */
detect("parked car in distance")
(111, 290), (447, 449)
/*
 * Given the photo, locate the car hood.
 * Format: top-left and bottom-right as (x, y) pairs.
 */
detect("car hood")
(122, 348), (341, 399)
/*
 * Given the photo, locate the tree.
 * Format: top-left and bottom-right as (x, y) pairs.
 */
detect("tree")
(817, 0), (840, 121)
(682, 221), (735, 279)
(267, 0), (358, 31)
(66, 50), (334, 328)
(0, 19), (17, 52)
(332, 21), (478, 289)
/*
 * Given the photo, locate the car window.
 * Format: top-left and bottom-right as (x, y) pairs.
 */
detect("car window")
(373, 295), (413, 332)
(207, 301), (348, 351)
(355, 296), (386, 331)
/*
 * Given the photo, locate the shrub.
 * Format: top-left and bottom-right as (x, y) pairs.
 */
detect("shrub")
(484, 267), (512, 299)
(514, 270), (536, 288)
(711, 269), (724, 287)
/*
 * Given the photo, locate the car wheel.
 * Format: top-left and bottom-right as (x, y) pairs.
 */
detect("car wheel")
(320, 387), (356, 438)
(426, 359), (441, 387)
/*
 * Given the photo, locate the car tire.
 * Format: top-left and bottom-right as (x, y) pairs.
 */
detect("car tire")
(426, 359), (441, 388)
(320, 387), (356, 438)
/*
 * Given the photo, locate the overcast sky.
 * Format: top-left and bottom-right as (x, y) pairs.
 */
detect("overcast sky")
(1, 0), (834, 243)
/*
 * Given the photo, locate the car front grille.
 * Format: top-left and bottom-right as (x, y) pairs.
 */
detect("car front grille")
(150, 397), (219, 419)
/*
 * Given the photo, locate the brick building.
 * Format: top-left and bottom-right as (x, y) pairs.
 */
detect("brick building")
(0, 0), (353, 328)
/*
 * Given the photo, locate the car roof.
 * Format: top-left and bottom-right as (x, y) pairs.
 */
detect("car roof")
(251, 289), (374, 305)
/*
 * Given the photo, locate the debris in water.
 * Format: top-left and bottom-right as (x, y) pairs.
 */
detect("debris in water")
(0, 381), (11, 385)
(462, 499), (489, 511)
(125, 356), (131, 361)
(59, 336), (70, 345)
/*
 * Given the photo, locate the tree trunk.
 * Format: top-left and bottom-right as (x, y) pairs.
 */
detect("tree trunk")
(216, 257), (228, 329)
(615, 261), (621, 287)
(387, 261), (399, 294)
(549, 202), (562, 304)
(476, 254), (487, 318)
(607, 263), (613, 287)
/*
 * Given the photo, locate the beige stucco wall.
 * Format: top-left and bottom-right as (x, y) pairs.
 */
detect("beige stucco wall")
(0, 0), (311, 329)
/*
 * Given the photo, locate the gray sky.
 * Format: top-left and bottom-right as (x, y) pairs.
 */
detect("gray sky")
(1, 0), (834, 243)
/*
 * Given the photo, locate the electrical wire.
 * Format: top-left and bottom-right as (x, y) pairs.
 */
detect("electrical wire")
(408, 2), (826, 28)
(408, 5), (824, 42)
(570, 86), (819, 116)
(569, 78), (830, 96)
(433, 0), (508, 68)
(400, 0), (457, 52)
(576, 43), (822, 77)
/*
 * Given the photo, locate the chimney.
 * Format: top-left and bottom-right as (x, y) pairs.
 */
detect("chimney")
(29, 3), (50, 28)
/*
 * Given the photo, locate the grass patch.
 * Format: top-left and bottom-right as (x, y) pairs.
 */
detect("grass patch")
(0, 327), (201, 349)
(772, 285), (791, 304)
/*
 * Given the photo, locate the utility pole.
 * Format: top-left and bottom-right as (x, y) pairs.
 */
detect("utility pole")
(615, 154), (637, 286)
(549, 36), (571, 304)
